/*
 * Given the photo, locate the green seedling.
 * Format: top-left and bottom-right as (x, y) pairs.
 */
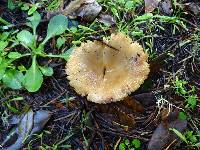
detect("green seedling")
(0, 11), (70, 92)
(173, 77), (197, 109)
(171, 128), (200, 148)
(119, 138), (141, 150)
(16, 12), (69, 92)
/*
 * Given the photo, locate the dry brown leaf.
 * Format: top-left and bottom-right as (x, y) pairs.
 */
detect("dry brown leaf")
(47, 0), (101, 22)
(133, 92), (157, 106)
(98, 14), (116, 26)
(159, 0), (173, 15)
(98, 104), (136, 126)
(145, 0), (161, 12)
(66, 33), (150, 103)
(148, 111), (187, 150)
(121, 96), (144, 113)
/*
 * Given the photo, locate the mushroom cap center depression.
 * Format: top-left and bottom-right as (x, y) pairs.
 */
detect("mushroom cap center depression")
(66, 33), (150, 103)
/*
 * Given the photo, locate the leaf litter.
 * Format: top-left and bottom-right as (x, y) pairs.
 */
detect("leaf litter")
(0, 0), (200, 149)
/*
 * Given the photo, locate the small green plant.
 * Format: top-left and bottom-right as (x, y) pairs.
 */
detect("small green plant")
(119, 138), (141, 150)
(17, 1), (42, 15)
(173, 77), (198, 109)
(0, 11), (70, 92)
(98, 0), (142, 20)
(171, 128), (200, 148)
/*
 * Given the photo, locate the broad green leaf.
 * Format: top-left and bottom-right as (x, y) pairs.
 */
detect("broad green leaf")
(39, 66), (53, 76)
(24, 56), (43, 92)
(170, 128), (188, 144)
(2, 69), (24, 89)
(42, 15), (68, 44)
(27, 11), (41, 35)
(56, 37), (66, 49)
(8, 52), (22, 59)
(0, 41), (8, 52)
(17, 30), (35, 48)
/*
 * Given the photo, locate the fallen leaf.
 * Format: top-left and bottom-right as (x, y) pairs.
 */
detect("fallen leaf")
(97, 104), (136, 126)
(148, 111), (187, 150)
(120, 96), (144, 113)
(1, 110), (51, 150)
(98, 14), (116, 26)
(47, 0), (102, 22)
(145, 0), (161, 13)
(159, 0), (173, 15)
(187, 2), (200, 15)
(62, 0), (101, 22)
(75, 1), (102, 22)
(133, 92), (157, 106)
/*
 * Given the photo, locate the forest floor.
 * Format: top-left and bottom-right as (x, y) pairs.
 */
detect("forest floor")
(0, 0), (200, 150)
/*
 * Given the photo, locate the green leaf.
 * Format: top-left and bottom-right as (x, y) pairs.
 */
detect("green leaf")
(42, 15), (68, 44)
(118, 0), (125, 4)
(8, 52), (22, 59)
(8, 0), (15, 10)
(193, 143), (200, 147)
(27, 11), (41, 35)
(170, 128), (188, 144)
(119, 143), (126, 150)
(4, 102), (19, 113)
(0, 32), (10, 40)
(125, 1), (134, 11)
(39, 66), (53, 76)
(178, 112), (187, 121)
(125, 139), (129, 146)
(24, 56), (43, 92)
(18, 65), (27, 72)
(111, 7), (119, 19)
(0, 41), (8, 52)
(132, 139), (141, 148)
(0, 68), (6, 80)
(0, 60), (8, 80)
(134, 13), (153, 22)
(21, 3), (29, 11)
(2, 69), (24, 89)
(60, 47), (74, 60)
(56, 37), (66, 49)
(187, 95), (197, 109)
(0, 17), (11, 26)
(28, 5), (37, 15)
(17, 30), (35, 48)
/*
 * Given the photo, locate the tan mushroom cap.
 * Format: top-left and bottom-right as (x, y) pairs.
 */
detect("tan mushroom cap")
(66, 32), (150, 103)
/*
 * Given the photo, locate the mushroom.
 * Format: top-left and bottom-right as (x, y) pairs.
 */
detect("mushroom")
(66, 32), (150, 103)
